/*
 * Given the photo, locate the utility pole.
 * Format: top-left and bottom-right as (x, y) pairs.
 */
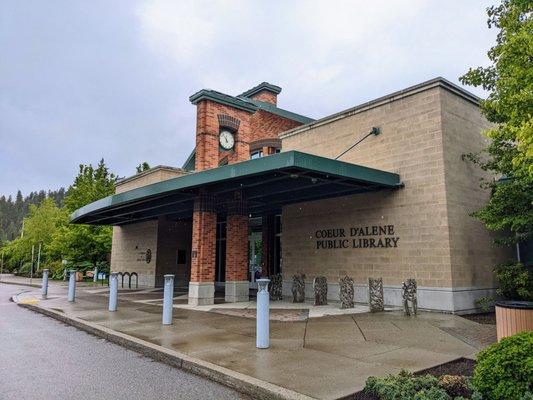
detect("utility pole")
(20, 219), (24, 238)
(30, 244), (35, 284)
(1, 251), (4, 281)
(36, 242), (42, 273)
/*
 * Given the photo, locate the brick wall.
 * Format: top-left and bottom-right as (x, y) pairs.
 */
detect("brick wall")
(250, 91), (277, 105)
(225, 215), (249, 281)
(194, 100), (252, 170)
(190, 209), (217, 282)
(250, 109), (301, 143)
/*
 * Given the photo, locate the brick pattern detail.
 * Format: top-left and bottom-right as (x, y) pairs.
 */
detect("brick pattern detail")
(190, 208), (217, 282)
(194, 100), (253, 171)
(225, 214), (249, 282)
(250, 109), (301, 143)
(217, 114), (240, 132)
(251, 91), (278, 105)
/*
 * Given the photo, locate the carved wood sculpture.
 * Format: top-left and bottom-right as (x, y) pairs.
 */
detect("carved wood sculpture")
(402, 278), (418, 316)
(368, 277), (384, 312)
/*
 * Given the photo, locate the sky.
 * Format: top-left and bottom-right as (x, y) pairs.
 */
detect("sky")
(0, 0), (498, 198)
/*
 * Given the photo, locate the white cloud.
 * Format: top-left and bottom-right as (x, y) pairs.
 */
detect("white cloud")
(2, 0), (499, 195)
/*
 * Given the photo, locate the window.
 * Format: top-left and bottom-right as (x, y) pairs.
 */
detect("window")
(250, 150), (263, 159)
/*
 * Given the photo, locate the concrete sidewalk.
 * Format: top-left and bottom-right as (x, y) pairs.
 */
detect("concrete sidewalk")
(8, 283), (495, 400)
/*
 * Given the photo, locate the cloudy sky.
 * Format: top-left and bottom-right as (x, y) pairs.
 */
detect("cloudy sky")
(1, 0), (497, 197)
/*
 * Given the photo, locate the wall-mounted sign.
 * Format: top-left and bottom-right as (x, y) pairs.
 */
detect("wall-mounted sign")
(136, 248), (152, 263)
(146, 249), (152, 264)
(315, 225), (399, 249)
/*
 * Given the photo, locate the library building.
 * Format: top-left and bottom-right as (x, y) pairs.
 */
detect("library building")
(71, 77), (516, 313)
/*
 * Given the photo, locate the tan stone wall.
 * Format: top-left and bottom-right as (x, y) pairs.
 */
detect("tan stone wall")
(116, 167), (187, 194)
(110, 220), (158, 287)
(281, 87), (453, 289)
(155, 217), (192, 287)
(440, 90), (513, 288)
(111, 167), (190, 287)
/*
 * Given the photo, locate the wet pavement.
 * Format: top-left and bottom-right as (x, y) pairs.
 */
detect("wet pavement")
(0, 283), (247, 400)
(3, 277), (496, 400)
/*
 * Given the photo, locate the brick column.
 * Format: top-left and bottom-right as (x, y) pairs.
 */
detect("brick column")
(188, 194), (217, 306)
(225, 194), (249, 302)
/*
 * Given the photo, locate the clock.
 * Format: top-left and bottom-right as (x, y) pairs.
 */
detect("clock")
(219, 130), (235, 150)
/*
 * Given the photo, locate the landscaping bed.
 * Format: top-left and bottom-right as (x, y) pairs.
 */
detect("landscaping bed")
(349, 358), (475, 400)
(461, 312), (496, 325)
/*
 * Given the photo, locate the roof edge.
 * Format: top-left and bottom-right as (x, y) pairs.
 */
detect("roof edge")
(117, 165), (189, 186)
(239, 82), (282, 98)
(189, 89), (258, 113)
(279, 77), (481, 139)
(241, 98), (315, 124)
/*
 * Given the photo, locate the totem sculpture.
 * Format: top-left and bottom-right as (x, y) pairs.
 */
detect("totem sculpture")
(339, 276), (355, 309)
(368, 277), (384, 312)
(292, 273), (306, 303)
(269, 273), (283, 301)
(402, 278), (418, 316)
(313, 276), (328, 306)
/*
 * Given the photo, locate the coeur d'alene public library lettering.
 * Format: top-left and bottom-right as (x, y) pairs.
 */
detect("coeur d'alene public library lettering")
(71, 77), (526, 313)
(315, 226), (399, 249)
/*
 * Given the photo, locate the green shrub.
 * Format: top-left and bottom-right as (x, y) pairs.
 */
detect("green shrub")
(494, 262), (533, 301)
(438, 375), (471, 398)
(473, 296), (494, 312)
(45, 260), (66, 280)
(365, 370), (453, 399)
(472, 331), (533, 400)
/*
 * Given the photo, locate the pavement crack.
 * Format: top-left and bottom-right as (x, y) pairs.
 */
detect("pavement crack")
(351, 315), (367, 341)
(303, 318), (309, 348)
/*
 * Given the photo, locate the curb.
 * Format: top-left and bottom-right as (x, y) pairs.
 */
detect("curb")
(0, 280), (41, 288)
(18, 302), (315, 400)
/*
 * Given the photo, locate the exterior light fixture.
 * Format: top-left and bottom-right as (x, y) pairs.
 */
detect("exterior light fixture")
(335, 126), (381, 160)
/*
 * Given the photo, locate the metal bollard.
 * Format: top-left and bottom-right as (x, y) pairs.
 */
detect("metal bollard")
(109, 272), (118, 311)
(67, 269), (76, 302)
(256, 278), (270, 349)
(93, 266), (98, 283)
(41, 269), (49, 299)
(162, 274), (174, 325)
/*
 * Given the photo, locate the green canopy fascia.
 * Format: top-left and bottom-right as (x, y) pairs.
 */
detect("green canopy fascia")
(71, 151), (402, 225)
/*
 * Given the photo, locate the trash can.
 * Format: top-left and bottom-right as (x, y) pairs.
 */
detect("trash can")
(495, 300), (533, 341)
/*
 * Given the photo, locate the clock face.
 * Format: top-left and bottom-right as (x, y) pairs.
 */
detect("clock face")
(219, 130), (235, 150)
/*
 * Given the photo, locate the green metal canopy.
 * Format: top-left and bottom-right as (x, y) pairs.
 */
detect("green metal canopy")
(71, 151), (402, 226)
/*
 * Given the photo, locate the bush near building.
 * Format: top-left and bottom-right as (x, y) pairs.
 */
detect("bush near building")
(363, 331), (533, 400)
(472, 331), (533, 400)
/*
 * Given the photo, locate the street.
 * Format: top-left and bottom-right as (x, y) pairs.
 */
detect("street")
(0, 284), (247, 400)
